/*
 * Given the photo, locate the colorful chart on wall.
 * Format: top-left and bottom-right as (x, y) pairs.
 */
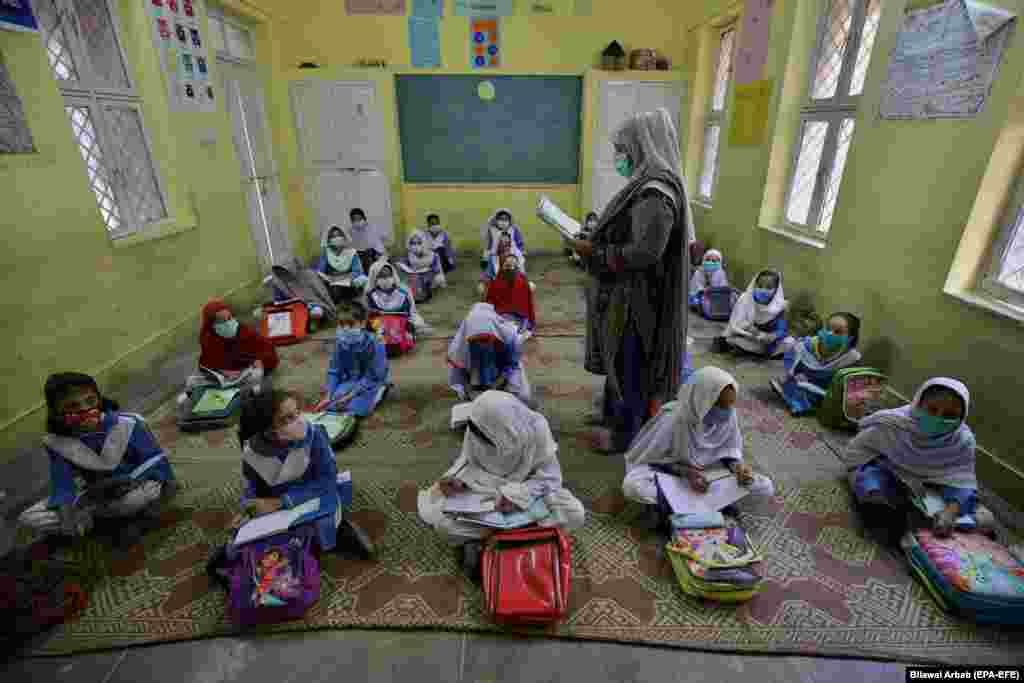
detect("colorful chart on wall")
(411, 0), (443, 17)
(0, 0), (39, 33)
(409, 16), (441, 68)
(146, 0), (215, 113)
(345, 0), (407, 14)
(0, 49), (36, 154)
(455, 0), (513, 17)
(469, 17), (500, 69)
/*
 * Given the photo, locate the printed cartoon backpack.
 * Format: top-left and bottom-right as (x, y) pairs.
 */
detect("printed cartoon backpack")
(370, 314), (415, 357)
(817, 367), (887, 431)
(207, 526), (320, 627)
(700, 287), (740, 322)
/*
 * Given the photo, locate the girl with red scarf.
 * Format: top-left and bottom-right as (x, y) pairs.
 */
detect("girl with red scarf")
(484, 253), (536, 338)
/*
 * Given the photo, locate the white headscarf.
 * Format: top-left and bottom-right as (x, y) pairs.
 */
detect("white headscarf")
(689, 248), (729, 295)
(405, 229), (436, 271)
(625, 367), (742, 470)
(841, 377), (977, 493)
(365, 259), (425, 329)
(455, 390), (557, 492)
(321, 225), (358, 273)
(611, 108), (682, 186)
(481, 208), (518, 254)
(729, 269), (786, 327)
(447, 303), (518, 370)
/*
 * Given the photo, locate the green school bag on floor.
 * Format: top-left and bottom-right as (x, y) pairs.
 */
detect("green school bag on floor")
(817, 367), (887, 431)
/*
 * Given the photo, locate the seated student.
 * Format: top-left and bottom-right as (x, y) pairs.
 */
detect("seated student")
(364, 260), (430, 344)
(484, 252), (536, 338)
(417, 390), (585, 577)
(267, 257), (336, 332)
(770, 312), (863, 416)
(349, 207), (388, 274)
(570, 212), (599, 267)
(398, 229), (446, 304)
(425, 213), (456, 274)
(688, 248), (730, 310)
(480, 208), (525, 270)
(180, 300), (279, 407)
(448, 303), (531, 404)
(716, 269), (788, 358)
(478, 232), (530, 297)
(312, 304), (390, 418)
(316, 225), (368, 303)
(236, 389), (373, 557)
(18, 373), (178, 549)
(841, 378), (979, 547)
(622, 367), (774, 527)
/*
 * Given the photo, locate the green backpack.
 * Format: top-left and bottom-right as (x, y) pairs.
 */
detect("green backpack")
(817, 367), (888, 431)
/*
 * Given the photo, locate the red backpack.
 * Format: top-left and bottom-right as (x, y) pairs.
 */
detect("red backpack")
(260, 299), (309, 346)
(482, 527), (572, 625)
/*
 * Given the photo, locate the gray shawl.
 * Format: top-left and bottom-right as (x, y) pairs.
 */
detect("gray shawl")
(270, 257), (337, 320)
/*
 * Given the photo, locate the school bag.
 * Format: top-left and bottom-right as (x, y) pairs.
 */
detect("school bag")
(0, 542), (90, 642)
(177, 384), (245, 432)
(700, 287), (739, 322)
(817, 367), (887, 431)
(666, 521), (765, 603)
(903, 528), (1024, 625)
(482, 526), (572, 625)
(303, 413), (359, 449)
(369, 314), (415, 357)
(206, 525), (321, 627)
(260, 299), (310, 346)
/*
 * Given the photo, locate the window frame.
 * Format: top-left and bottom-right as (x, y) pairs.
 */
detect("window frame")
(981, 172), (1024, 311)
(206, 4), (256, 65)
(39, 0), (169, 240)
(697, 24), (737, 204)
(783, 0), (874, 238)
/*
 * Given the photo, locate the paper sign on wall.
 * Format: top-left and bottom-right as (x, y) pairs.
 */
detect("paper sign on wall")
(729, 78), (772, 147)
(470, 16), (500, 68)
(455, 0), (513, 16)
(345, 0), (407, 14)
(412, 0), (443, 16)
(146, 0), (215, 113)
(734, 0), (773, 86)
(409, 16), (441, 68)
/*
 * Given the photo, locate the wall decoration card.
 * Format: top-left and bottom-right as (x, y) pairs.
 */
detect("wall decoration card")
(345, 0), (407, 14)
(412, 0), (444, 17)
(455, 0), (513, 17)
(879, 0), (1017, 120)
(734, 0), (773, 86)
(729, 78), (772, 146)
(0, 50), (35, 154)
(409, 16), (441, 68)
(470, 17), (500, 68)
(147, 0), (215, 113)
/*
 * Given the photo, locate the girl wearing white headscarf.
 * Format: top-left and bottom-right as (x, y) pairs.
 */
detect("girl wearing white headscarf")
(622, 367), (774, 510)
(417, 390), (585, 549)
(398, 229), (446, 304)
(480, 208), (525, 270)
(571, 108), (695, 454)
(316, 225), (368, 303)
(841, 378), (983, 544)
(364, 260), (428, 332)
(349, 208), (388, 273)
(720, 269), (788, 357)
(447, 303), (531, 404)
(688, 248), (730, 304)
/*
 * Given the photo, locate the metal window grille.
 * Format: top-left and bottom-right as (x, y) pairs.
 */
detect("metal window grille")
(698, 26), (736, 202)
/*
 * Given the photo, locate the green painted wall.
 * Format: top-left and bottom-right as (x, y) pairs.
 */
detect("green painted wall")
(685, 0), (1024, 501)
(0, 1), (275, 457)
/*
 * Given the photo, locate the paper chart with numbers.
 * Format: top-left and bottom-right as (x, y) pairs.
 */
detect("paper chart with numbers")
(146, 0), (215, 113)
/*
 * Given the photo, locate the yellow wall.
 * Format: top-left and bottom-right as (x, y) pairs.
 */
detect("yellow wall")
(0, 0), (273, 455)
(257, 0), (695, 259)
(685, 0), (1024, 500)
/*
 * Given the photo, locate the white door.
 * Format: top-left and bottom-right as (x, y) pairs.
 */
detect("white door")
(292, 79), (393, 249)
(220, 60), (293, 270)
(591, 80), (685, 217)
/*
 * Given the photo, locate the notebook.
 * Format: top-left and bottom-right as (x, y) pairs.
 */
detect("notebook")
(266, 311), (292, 338)
(655, 471), (750, 515)
(443, 492), (496, 514)
(911, 491), (975, 527)
(451, 402), (473, 430)
(233, 497), (327, 546)
(536, 195), (581, 241)
(302, 412), (352, 442)
(455, 498), (550, 529)
(191, 387), (241, 416)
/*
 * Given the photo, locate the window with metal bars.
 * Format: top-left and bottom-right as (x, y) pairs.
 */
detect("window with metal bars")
(784, 0), (881, 236)
(982, 175), (1024, 311)
(206, 5), (255, 62)
(34, 0), (167, 239)
(697, 25), (736, 203)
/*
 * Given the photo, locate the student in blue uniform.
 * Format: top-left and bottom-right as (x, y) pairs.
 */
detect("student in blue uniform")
(425, 213), (457, 274)
(771, 312), (863, 416)
(313, 304), (391, 418)
(237, 388), (374, 557)
(17, 372), (178, 549)
(717, 269), (788, 358)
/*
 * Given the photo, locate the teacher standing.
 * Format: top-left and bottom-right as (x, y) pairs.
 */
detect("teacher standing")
(572, 108), (694, 454)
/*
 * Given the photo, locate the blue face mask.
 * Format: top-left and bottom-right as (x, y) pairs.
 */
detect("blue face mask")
(912, 407), (960, 438)
(703, 406), (734, 427)
(213, 319), (239, 339)
(614, 153), (633, 178)
(337, 327), (363, 344)
(752, 288), (774, 305)
(702, 260), (721, 272)
(817, 328), (850, 352)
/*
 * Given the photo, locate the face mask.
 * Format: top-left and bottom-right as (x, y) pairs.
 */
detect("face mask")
(752, 288), (774, 305)
(63, 407), (102, 428)
(428, 224), (441, 234)
(352, 220), (367, 230)
(213, 319), (239, 338)
(585, 220), (597, 230)
(496, 219), (510, 230)
(817, 328), (849, 352)
(328, 237), (345, 248)
(275, 415), (307, 443)
(614, 153), (633, 178)
(703, 260), (721, 272)
(378, 276), (395, 290)
(912, 407), (960, 438)
(703, 406), (734, 427)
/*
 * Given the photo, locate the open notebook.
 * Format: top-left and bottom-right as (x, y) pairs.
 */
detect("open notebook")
(191, 387), (241, 416)
(536, 195), (581, 241)
(656, 468), (749, 515)
(302, 412), (354, 442)
(233, 471), (351, 546)
(911, 491), (976, 527)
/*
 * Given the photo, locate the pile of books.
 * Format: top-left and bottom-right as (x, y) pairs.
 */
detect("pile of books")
(665, 521), (764, 603)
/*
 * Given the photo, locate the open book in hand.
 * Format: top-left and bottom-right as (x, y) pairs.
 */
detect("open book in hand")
(233, 497), (330, 547)
(536, 195), (582, 241)
(317, 271), (354, 288)
(454, 497), (551, 529)
(199, 366), (251, 389)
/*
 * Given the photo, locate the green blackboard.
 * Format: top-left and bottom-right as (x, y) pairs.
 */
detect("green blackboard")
(395, 75), (582, 184)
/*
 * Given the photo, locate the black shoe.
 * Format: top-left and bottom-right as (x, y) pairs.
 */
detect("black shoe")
(115, 523), (143, 551)
(462, 541), (483, 583)
(336, 518), (374, 560)
(712, 337), (731, 354)
(638, 504), (663, 532)
(721, 504), (740, 518)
